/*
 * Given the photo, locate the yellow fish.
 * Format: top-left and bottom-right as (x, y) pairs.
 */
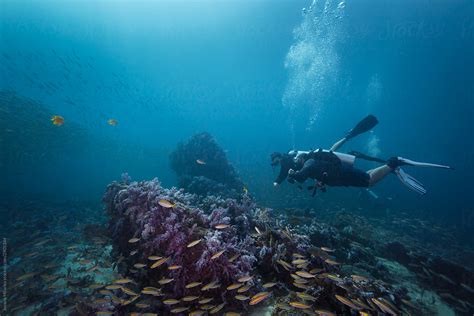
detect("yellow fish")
(201, 280), (220, 291)
(158, 278), (174, 285)
(148, 255), (162, 261)
(237, 285), (251, 293)
(168, 265), (182, 270)
(51, 115), (64, 126)
(171, 307), (189, 313)
(248, 292), (270, 305)
(182, 296), (199, 302)
(289, 301), (311, 309)
(292, 259), (307, 265)
(295, 271), (315, 279)
(136, 303), (150, 308)
(226, 283), (243, 290)
(335, 295), (360, 310)
(189, 311), (206, 316)
(292, 253), (306, 258)
(262, 282), (277, 288)
(210, 303), (226, 314)
(105, 284), (122, 290)
(196, 159), (206, 165)
(158, 199), (175, 208)
(198, 298), (213, 304)
(121, 287), (138, 296)
(187, 239), (202, 248)
(150, 257), (170, 269)
(243, 187), (248, 194)
(234, 295), (249, 301)
(296, 292), (316, 301)
(237, 275), (252, 282)
(211, 250), (225, 260)
(107, 119), (118, 126)
(163, 299), (180, 305)
(325, 259), (340, 265)
(229, 254), (240, 262)
(133, 263), (146, 269)
(185, 281), (202, 289)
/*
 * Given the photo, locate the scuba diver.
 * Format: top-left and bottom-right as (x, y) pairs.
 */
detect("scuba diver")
(271, 115), (453, 196)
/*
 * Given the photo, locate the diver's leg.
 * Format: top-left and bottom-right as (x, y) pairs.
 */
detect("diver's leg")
(330, 137), (347, 152)
(367, 165), (393, 186)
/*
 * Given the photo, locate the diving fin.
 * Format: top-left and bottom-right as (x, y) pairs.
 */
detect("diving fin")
(394, 167), (427, 195)
(346, 115), (379, 140)
(397, 157), (453, 170)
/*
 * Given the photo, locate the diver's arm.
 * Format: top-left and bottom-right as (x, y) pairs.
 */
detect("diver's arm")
(330, 137), (347, 152)
(274, 165), (289, 186)
(290, 159), (317, 183)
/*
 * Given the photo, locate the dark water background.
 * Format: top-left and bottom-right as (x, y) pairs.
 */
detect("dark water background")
(1, 0), (473, 243)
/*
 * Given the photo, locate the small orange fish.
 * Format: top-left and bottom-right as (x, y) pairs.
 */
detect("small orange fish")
(187, 239), (202, 248)
(249, 292), (270, 305)
(211, 250), (225, 260)
(196, 159), (206, 165)
(51, 115), (64, 126)
(107, 119), (118, 126)
(158, 199), (175, 208)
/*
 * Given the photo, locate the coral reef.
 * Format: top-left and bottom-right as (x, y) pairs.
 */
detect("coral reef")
(102, 177), (261, 313)
(99, 176), (410, 315)
(170, 132), (244, 197)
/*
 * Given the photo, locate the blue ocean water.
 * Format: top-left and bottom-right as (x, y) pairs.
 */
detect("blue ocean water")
(1, 0), (473, 314)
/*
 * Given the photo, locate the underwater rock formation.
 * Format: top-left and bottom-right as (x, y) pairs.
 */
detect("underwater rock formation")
(170, 132), (244, 197)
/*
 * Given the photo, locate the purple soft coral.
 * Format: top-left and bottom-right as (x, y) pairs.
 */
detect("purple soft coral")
(103, 177), (258, 307)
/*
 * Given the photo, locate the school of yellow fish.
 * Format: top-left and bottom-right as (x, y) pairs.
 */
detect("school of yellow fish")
(87, 214), (411, 316)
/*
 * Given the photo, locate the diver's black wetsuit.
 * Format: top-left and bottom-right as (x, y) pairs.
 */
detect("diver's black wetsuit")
(286, 151), (370, 187)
